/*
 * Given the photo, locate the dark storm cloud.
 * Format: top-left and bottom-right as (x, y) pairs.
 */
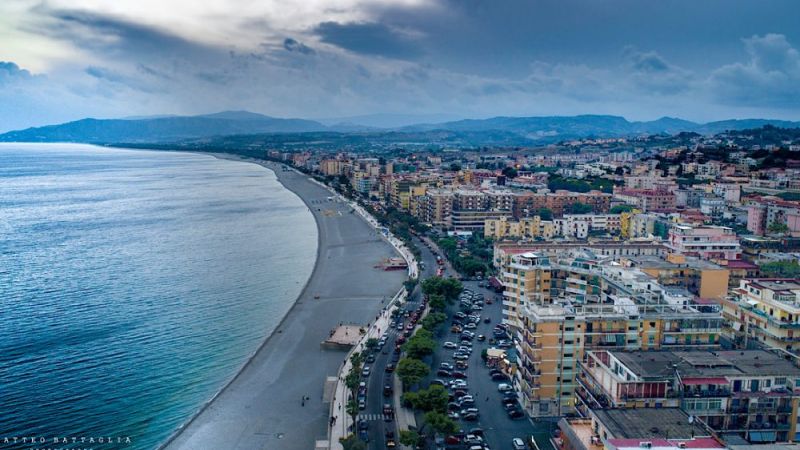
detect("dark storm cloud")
(314, 21), (422, 59)
(283, 38), (315, 55)
(30, 6), (227, 63)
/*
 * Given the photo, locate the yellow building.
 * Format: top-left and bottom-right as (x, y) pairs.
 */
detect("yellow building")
(722, 278), (800, 353)
(484, 217), (543, 240)
(628, 253), (730, 299)
(500, 252), (723, 418)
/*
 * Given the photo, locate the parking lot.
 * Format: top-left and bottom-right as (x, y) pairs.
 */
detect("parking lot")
(424, 275), (554, 450)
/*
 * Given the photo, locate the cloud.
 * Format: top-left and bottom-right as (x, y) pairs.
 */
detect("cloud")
(283, 38), (315, 55)
(709, 33), (800, 107)
(0, 61), (34, 85)
(314, 21), (423, 59)
(622, 47), (693, 94)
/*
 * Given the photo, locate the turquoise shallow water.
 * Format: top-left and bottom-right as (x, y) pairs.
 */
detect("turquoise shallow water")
(0, 144), (317, 449)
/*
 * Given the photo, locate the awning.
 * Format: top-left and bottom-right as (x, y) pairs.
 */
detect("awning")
(682, 377), (728, 385)
(746, 299), (759, 306)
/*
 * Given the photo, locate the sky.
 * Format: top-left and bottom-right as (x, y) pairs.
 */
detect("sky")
(1, 0), (800, 131)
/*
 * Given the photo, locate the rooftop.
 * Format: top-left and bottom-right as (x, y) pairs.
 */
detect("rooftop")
(592, 408), (709, 440)
(608, 349), (800, 379)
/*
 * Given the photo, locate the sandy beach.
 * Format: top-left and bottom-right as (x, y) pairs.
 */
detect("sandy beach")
(161, 157), (406, 450)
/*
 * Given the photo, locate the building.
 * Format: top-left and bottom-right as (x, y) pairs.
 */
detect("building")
(668, 225), (741, 262)
(722, 278), (800, 353)
(559, 409), (719, 450)
(625, 253), (730, 300)
(499, 252), (723, 418)
(577, 349), (800, 443)
(613, 186), (676, 212)
(513, 190), (612, 218)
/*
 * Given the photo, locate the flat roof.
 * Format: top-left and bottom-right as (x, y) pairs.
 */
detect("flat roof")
(592, 408), (709, 440)
(608, 349), (800, 378)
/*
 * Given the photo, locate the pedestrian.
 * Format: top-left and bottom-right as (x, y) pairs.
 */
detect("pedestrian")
(485, 396), (489, 402)
(301, 397), (305, 407)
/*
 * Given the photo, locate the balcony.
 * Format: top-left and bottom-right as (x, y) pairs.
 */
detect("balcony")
(682, 388), (731, 398)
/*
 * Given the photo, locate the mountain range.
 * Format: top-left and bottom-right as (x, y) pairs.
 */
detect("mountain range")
(1, 111), (798, 145)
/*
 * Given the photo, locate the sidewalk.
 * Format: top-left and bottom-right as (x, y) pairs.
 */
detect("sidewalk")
(317, 176), (418, 449)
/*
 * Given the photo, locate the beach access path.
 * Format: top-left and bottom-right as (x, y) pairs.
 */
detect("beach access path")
(162, 159), (406, 450)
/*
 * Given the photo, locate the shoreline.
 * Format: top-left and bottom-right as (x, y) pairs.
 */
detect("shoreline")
(161, 153), (407, 450)
(155, 153), (325, 449)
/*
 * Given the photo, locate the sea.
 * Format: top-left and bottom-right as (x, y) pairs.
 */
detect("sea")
(0, 144), (318, 449)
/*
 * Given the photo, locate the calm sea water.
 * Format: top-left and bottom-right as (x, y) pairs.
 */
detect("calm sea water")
(0, 144), (317, 449)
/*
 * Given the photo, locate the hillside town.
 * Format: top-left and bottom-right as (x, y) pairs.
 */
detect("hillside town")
(269, 126), (800, 450)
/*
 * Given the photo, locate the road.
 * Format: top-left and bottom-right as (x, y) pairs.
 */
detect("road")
(422, 238), (555, 450)
(360, 235), (440, 450)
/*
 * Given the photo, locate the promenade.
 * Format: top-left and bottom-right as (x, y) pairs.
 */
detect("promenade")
(162, 159), (406, 450)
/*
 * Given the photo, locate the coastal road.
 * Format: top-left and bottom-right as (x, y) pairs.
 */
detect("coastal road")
(361, 235), (440, 450)
(163, 161), (406, 450)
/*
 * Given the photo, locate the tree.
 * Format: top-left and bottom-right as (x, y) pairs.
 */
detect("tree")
(502, 166), (518, 179)
(428, 293), (447, 311)
(768, 221), (790, 235)
(610, 204), (634, 214)
(422, 276), (460, 301)
(397, 358), (430, 388)
(566, 202), (593, 214)
(449, 162), (462, 172)
(421, 312), (447, 332)
(423, 411), (459, 435)
(399, 430), (420, 447)
(403, 384), (449, 413)
(340, 434), (367, 450)
(537, 208), (553, 221)
(365, 338), (379, 352)
(760, 260), (800, 277)
(403, 329), (436, 359)
(404, 278), (418, 293)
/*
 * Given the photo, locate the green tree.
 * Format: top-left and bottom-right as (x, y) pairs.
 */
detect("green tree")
(566, 202), (593, 214)
(428, 293), (447, 311)
(768, 221), (790, 234)
(502, 166), (518, 179)
(403, 329), (436, 359)
(397, 358), (430, 388)
(399, 430), (420, 447)
(423, 411), (459, 435)
(421, 312), (447, 332)
(760, 260), (800, 277)
(537, 208), (553, 221)
(610, 204), (634, 214)
(404, 278), (418, 293)
(449, 162), (462, 171)
(340, 434), (367, 450)
(365, 338), (379, 352)
(403, 384), (449, 413)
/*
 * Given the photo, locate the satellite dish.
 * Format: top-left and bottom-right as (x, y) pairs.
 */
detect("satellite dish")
(688, 415), (694, 424)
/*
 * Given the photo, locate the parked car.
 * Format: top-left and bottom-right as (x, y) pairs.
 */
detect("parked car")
(362, 366), (371, 377)
(512, 438), (526, 450)
(453, 371), (468, 379)
(437, 369), (452, 377)
(383, 384), (393, 397)
(497, 383), (512, 392)
(443, 341), (457, 349)
(440, 362), (454, 370)
(507, 408), (525, 419)
(385, 363), (395, 373)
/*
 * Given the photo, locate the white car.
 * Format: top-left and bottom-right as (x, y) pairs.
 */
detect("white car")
(497, 383), (512, 392)
(443, 341), (458, 349)
(512, 437), (526, 450)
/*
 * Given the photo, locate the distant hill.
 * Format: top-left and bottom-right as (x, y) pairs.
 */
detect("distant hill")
(1, 111), (798, 144)
(0, 111), (328, 143)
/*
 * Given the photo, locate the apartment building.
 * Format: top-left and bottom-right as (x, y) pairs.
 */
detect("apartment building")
(577, 349), (800, 443)
(668, 225), (742, 262)
(513, 190), (612, 218)
(625, 253), (730, 300)
(499, 253), (723, 418)
(721, 279), (800, 353)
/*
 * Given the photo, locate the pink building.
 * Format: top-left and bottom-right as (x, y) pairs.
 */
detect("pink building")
(668, 225), (741, 261)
